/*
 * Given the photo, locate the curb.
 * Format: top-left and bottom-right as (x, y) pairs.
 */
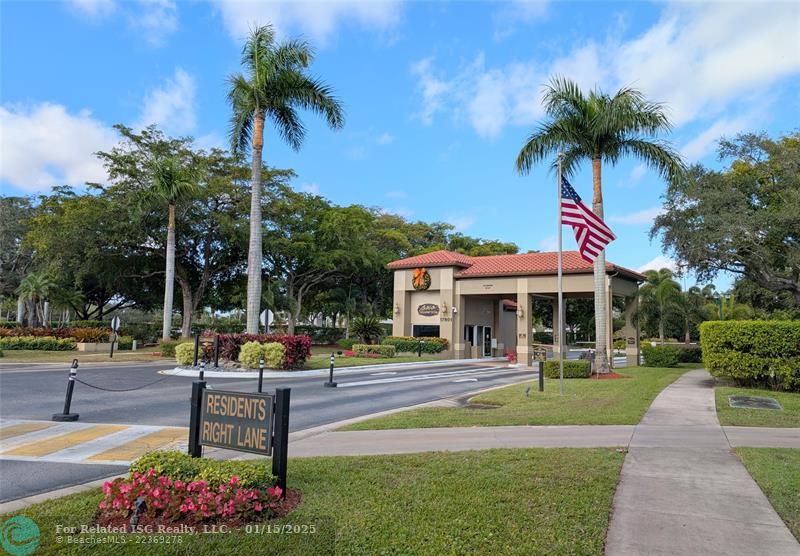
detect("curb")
(160, 357), (508, 379)
(0, 474), (126, 515)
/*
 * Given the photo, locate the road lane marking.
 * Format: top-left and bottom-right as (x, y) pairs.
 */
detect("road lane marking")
(1, 424), (127, 457)
(88, 427), (187, 462)
(338, 366), (507, 388)
(370, 371), (397, 376)
(0, 422), (56, 440)
(452, 378), (478, 383)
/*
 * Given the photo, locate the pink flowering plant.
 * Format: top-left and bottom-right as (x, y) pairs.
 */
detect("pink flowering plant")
(98, 469), (283, 523)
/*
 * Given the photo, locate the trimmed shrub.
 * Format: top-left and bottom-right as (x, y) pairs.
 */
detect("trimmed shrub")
(0, 349), (3, 357)
(239, 341), (265, 369)
(338, 338), (357, 350)
(262, 342), (285, 368)
(215, 334), (311, 370)
(381, 336), (449, 354)
(353, 344), (396, 357)
(0, 336), (76, 351)
(641, 344), (681, 367)
(700, 320), (800, 391)
(676, 344), (702, 363)
(160, 340), (180, 357)
(543, 360), (591, 378)
(117, 336), (133, 350)
(70, 327), (111, 342)
(174, 342), (195, 365)
(129, 450), (275, 490)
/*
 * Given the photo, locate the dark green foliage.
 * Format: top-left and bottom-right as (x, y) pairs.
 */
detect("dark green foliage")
(159, 340), (180, 357)
(700, 320), (800, 391)
(129, 450), (275, 490)
(0, 336), (76, 350)
(353, 344), (396, 357)
(676, 345), (703, 363)
(543, 360), (591, 378)
(641, 344), (681, 367)
(337, 338), (357, 350)
(381, 336), (449, 353)
(350, 315), (384, 344)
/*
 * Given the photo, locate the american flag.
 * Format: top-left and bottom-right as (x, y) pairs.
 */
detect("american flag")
(560, 176), (616, 263)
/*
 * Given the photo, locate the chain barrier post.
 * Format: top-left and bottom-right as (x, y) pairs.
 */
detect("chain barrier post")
(199, 359), (205, 381)
(188, 379), (207, 457)
(324, 352), (337, 387)
(258, 357), (265, 393)
(272, 388), (291, 497)
(52, 359), (80, 421)
(213, 334), (220, 369)
(193, 334), (201, 367)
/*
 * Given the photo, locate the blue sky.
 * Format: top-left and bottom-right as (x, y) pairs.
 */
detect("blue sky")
(2, 0), (799, 290)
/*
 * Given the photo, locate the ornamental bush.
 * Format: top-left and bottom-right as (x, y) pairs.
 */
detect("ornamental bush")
(700, 320), (800, 391)
(381, 336), (449, 353)
(160, 340), (180, 357)
(338, 337), (357, 350)
(676, 344), (703, 363)
(174, 342), (195, 366)
(262, 342), (285, 368)
(239, 341), (264, 368)
(215, 334), (311, 370)
(130, 451), (275, 490)
(353, 344), (396, 357)
(641, 344), (681, 367)
(0, 336), (76, 351)
(543, 360), (591, 378)
(69, 327), (111, 342)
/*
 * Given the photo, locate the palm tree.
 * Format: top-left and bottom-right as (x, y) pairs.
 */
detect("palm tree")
(16, 272), (56, 327)
(148, 157), (196, 341)
(515, 76), (684, 372)
(227, 24), (344, 334)
(640, 268), (682, 342)
(673, 286), (708, 343)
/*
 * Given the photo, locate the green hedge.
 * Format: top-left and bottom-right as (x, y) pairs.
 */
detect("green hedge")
(353, 344), (396, 357)
(642, 344), (681, 367)
(0, 336), (76, 351)
(338, 338), (357, 350)
(676, 344), (702, 363)
(381, 336), (449, 353)
(160, 340), (180, 357)
(543, 360), (591, 378)
(700, 320), (800, 391)
(129, 451), (275, 490)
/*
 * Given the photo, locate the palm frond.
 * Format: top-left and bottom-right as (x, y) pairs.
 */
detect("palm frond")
(270, 103), (305, 151)
(277, 71), (345, 130)
(615, 138), (686, 182)
(226, 74), (256, 155)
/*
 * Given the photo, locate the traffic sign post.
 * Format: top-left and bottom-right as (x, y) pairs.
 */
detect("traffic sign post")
(109, 317), (120, 359)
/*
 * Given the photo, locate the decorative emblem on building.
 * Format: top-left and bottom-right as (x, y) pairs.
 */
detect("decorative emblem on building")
(412, 267), (431, 290)
(417, 303), (440, 316)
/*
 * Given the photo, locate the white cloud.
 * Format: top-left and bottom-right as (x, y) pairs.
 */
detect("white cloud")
(0, 103), (118, 191)
(386, 190), (407, 199)
(299, 183), (320, 195)
(629, 164), (646, 183)
(211, 0), (402, 45)
(66, 0), (115, 18)
(638, 255), (679, 274)
(134, 68), (196, 135)
(376, 132), (394, 145)
(412, 2), (800, 138)
(447, 215), (476, 232)
(609, 207), (664, 226)
(493, 0), (550, 42)
(680, 115), (753, 162)
(130, 0), (178, 47)
(538, 235), (558, 251)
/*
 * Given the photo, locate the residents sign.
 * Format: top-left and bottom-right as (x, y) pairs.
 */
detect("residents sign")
(199, 390), (273, 455)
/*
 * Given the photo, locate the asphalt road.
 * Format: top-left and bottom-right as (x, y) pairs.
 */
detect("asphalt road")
(0, 359), (533, 503)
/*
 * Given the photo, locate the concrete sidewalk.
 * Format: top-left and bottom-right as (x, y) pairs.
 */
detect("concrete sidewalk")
(605, 369), (800, 555)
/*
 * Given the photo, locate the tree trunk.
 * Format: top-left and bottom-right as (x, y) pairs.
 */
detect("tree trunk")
(16, 295), (24, 323)
(246, 111), (265, 334)
(178, 277), (193, 339)
(592, 156), (611, 373)
(161, 203), (177, 341)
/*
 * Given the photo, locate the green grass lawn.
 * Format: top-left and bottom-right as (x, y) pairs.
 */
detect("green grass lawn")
(0, 350), (168, 364)
(735, 448), (800, 541)
(1, 449), (623, 555)
(715, 386), (800, 427)
(303, 352), (445, 370)
(343, 365), (696, 430)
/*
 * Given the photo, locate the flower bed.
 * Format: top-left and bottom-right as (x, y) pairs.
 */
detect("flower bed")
(209, 334), (312, 370)
(96, 469), (298, 529)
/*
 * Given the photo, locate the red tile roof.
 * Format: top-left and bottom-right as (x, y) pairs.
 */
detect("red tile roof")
(387, 250), (645, 281)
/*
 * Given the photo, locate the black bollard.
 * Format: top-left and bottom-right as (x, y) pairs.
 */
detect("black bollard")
(213, 335), (220, 369)
(192, 334), (201, 367)
(258, 357), (264, 393)
(417, 339), (422, 357)
(199, 360), (205, 381)
(324, 352), (337, 387)
(538, 360), (544, 392)
(52, 359), (80, 421)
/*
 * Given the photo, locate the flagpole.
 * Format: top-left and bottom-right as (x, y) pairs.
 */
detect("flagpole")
(557, 153), (564, 396)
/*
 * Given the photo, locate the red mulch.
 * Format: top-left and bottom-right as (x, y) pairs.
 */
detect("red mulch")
(95, 489), (302, 532)
(591, 372), (629, 380)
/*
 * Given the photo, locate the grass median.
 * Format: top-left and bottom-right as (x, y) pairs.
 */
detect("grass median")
(1, 448), (623, 555)
(715, 386), (800, 427)
(735, 448), (800, 541)
(342, 365), (697, 430)
(0, 350), (168, 364)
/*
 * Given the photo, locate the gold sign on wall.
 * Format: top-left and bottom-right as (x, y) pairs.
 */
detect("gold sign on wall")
(417, 303), (440, 316)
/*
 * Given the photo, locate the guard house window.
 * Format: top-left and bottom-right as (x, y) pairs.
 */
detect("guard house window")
(413, 325), (440, 337)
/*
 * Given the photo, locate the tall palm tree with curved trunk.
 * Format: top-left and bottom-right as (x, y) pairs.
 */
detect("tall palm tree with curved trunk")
(228, 24), (344, 334)
(516, 76), (684, 373)
(149, 157), (196, 341)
